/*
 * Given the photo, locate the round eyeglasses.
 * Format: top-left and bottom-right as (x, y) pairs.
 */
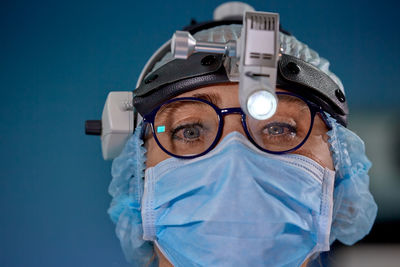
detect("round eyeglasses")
(142, 92), (329, 159)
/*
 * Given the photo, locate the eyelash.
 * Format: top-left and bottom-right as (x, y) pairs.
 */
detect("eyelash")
(262, 122), (297, 137)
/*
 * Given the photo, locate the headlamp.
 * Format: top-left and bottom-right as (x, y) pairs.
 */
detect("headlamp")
(85, 3), (348, 160)
(247, 90), (277, 120)
(172, 11), (280, 120)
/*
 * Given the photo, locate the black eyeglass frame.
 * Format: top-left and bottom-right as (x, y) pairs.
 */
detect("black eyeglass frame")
(142, 92), (331, 159)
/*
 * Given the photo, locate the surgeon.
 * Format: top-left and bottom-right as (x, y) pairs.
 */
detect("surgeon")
(100, 2), (378, 267)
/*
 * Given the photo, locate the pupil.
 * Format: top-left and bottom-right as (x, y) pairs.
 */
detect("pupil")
(269, 126), (283, 135)
(184, 127), (199, 139)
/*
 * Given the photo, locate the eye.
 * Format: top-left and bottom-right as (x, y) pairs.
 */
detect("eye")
(172, 123), (204, 142)
(263, 122), (296, 137)
(183, 126), (200, 139)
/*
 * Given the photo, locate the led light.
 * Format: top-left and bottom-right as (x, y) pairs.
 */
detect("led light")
(247, 90), (277, 120)
(157, 125), (166, 133)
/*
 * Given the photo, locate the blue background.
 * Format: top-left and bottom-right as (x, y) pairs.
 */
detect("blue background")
(1, 0), (399, 266)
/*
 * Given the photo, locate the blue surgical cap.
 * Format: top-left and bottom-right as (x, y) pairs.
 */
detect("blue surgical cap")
(326, 114), (377, 245)
(108, 124), (157, 267)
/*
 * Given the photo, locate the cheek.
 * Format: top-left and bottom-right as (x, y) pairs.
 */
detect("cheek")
(294, 118), (334, 170)
(145, 137), (171, 168)
(301, 134), (334, 170)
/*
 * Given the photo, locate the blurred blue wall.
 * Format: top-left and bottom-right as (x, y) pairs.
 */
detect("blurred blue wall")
(1, 0), (399, 266)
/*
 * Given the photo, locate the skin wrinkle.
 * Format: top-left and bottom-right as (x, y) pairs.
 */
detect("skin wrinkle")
(144, 83), (333, 267)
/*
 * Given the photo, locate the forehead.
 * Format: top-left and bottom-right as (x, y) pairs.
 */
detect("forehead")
(175, 83), (239, 107)
(173, 83), (303, 108)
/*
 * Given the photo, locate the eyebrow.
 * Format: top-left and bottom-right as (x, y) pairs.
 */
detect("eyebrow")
(278, 95), (310, 114)
(155, 93), (221, 121)
(190, 93), (221, 106)
(156, 97), (211, 119)
(279, 94), (308, 106)
(278, 94), (306, 104)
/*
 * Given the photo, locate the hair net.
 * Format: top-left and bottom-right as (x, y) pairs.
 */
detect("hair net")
(326, 114), (378, 245)
(107, 124), (156, 267)
(150, 24), (344, 93)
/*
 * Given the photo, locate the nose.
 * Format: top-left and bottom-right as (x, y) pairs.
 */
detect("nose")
(219, 112), (247, 141)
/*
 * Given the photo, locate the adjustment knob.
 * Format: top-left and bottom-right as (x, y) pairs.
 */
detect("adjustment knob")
(85, 120), (102, 135)
(171, 31), (196, 59)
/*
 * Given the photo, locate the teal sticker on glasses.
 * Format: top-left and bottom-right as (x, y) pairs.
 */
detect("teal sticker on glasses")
(157, 125), (166, 133)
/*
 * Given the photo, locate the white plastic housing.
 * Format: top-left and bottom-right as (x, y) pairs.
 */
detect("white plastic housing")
(239, 11), (280, 119)
(213, 2), (255, 20)
(101, 92), (134, 160)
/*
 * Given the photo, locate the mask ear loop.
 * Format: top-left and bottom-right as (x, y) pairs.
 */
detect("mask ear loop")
(140, 121), (151, 140)
(317, 108), (333, 130)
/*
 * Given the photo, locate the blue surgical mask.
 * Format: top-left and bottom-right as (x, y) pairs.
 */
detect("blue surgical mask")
(142, 132), (335, 267)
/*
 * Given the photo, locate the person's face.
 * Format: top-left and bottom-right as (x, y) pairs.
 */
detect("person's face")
(145, 83), (334, 171)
